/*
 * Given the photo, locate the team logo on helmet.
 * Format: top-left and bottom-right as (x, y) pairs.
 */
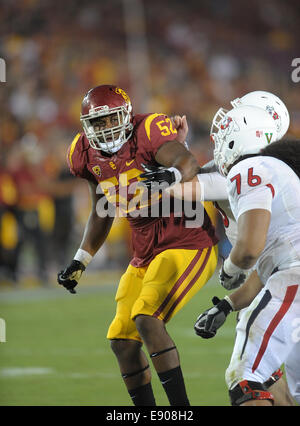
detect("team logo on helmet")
(219, 116), (239, 138)
(266, 105), (281, 132)
(220, 116), (232, 130)
(115, 87), (131, 104)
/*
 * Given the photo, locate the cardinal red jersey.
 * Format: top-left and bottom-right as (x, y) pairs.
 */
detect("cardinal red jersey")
(67, 113), (218, 267)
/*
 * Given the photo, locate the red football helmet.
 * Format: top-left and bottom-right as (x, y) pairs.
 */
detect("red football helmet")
(80, 85), (133, 153)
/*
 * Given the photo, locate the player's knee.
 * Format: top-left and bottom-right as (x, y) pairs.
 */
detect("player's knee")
(229, 379), (274, 406)
(110, 338), (141, 360)
(135, 314), (164, 343)
(135, 314), (155, 336)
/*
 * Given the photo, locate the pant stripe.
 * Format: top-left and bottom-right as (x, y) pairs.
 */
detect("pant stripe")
(252, 284), (299, 373)
(163, 247), (212, 322)
(153, 249), (203, 319)
(240, 290), (272, 360)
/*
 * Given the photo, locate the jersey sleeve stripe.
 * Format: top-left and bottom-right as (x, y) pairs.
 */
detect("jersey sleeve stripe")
(144, 113), (162, 141)
(68, 133), (81, 169)
(266, 183), (275, 198)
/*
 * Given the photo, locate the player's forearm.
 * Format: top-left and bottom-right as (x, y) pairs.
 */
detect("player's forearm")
(172, 154), (199, 182)
(228, 270), (263, 311)
(79, 212), (114, 256)
(230, 209), (270, 270)
(155, 140), (199, 182)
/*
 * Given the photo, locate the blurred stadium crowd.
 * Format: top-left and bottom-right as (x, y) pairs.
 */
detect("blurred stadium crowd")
(1, 0), (300, 286)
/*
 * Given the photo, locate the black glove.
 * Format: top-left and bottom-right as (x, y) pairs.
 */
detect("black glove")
(194, 296), (233, 338)
(219, 262), (246, 290)
(57, 260), (85, 294)
(139, 164), (178, 188)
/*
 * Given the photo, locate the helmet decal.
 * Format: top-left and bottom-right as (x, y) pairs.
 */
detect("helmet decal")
(115, 87), (131, 104)
(219, 116), (240, 138)
(265, 133), (273, 144)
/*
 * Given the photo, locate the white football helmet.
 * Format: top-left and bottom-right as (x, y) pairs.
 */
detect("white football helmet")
(213, 105), (278, 176)
(211, 90), (289, 142)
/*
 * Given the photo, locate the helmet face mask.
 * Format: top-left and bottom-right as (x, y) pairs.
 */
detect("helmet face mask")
(210, 107), (228, 143)
(80, 85), (133, 154)
(213, 105), (278, 176)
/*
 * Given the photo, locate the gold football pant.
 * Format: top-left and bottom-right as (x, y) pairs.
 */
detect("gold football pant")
(107, 245), (218, 342)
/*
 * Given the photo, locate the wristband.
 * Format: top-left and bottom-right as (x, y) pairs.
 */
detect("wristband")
(74, 249), (93, 267)
(168, 167), (182, 184)
(224, 295), (236, 311)
(223, 256), (243, 276)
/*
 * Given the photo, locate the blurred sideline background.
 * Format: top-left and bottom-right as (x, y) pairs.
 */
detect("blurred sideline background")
(1, 0), (300, 407)
(1, 0), (300, 287)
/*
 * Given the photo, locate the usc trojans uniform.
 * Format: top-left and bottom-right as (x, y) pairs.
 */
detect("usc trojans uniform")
(67, 111), (218, 342)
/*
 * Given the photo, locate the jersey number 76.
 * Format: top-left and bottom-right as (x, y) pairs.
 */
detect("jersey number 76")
(230, 167), (262, 195)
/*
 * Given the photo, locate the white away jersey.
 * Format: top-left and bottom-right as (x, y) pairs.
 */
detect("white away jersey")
(227, 156), (300, 284)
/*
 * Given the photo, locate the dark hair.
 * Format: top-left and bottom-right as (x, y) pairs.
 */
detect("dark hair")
(232, 139), (300, 179)
(129, 120), (140, 158)
(260, 139), (300, 179)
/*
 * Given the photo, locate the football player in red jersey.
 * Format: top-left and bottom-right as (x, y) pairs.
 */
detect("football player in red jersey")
(58, 85), (218, 406)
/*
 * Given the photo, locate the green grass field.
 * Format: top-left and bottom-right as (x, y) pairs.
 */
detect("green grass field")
(0, 271), (237, 406)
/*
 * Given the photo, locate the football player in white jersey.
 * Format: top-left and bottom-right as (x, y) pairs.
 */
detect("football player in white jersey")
(172, 110), (297, 406)
(141, 92), (298, 405)
(196, 106), (300, 406)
